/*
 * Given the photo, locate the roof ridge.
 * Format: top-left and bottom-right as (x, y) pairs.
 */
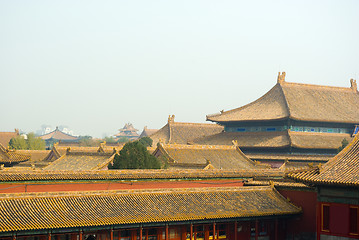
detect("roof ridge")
(278, 83), (292, 119)
(289, 131), (351, 137)
(283, 81), (355, 92)
(172, 122), (223, 127)
(320, 133), (359, 173)
(157, 143), (176, 163)
(161, 144), (236, 150)
(0, 186), (273, 199)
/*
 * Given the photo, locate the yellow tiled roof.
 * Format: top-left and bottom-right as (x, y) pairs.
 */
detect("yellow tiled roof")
(246, 153), (331, 162)
(0, 169), (284, 182)
(207, 79), (359, 124)
(39, 128), (78, 141)
(0, 144), (31, 164)
(43, 152), (115, 171)
(16, 150), (50, 161)
(244, 179), (309, 188)
(193, 130), (351, 150)
(0, 186), (301, 233)
(287, 134), (359, 186)
(154, 143), (264, 170)
(0, 131), (18, 148)
(150, 116), (223, 146)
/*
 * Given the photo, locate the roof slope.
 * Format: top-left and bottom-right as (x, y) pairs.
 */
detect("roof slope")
(0, 186), (301, 232)
(0, 144), (31, 164)
(16, 150), (50, 161)
(207, 84), (289, 122)
(207, 74), (359, 124)
(39, 127), (78, 141)
(193, 131), (290, 148)
(150, 115), (224, 146)
(193, 130), (351, 150)
(43, 151), (115, 171)
(0, 169), (284, 182)
(154, 143), (263, 170)
(0, 131), (18, 148)
(288, 133), (359, 187)
(139, 126), (158, 138)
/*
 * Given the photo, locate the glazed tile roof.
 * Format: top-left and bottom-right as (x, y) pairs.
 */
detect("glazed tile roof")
(150, 115), (224, 146)
(207, 76), (359, 124)
(0, 131), (18, 148)
(154, 143), (266, 170)
(0, 144), (31, 164)
(16, 150), (50, 161)
(287, 133), (359, 187)
(0, 169), (284, 182)
(193, 130), (351, 150)
(244, 180), (308, 188)
(246, 153), (331, 162)
(289, 132), (352, 149)
(278, 160), (317, 172)
(39, 127), (79, 141)
(192, 131), (290, 148)
(43, 151), (115, 171)
(42, 144), (120, 163)
(139, 126), (158, 138)
(0, 186), (301, 233)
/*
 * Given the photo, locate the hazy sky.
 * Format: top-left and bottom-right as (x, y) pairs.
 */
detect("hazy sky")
(1, 0), (358, 138)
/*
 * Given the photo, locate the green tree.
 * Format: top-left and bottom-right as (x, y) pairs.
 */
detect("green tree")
(9, 136), (28, 150)
(117, 137), (129, 143)
(79, 136), (99, 147)
(139, 137), (153, 147)
(108, 141), (161, 169)
(337, 138), (349, 153)
(9, 133), (45, 150)
(104, 136), (117, 144)
(26, 133), (46, 150)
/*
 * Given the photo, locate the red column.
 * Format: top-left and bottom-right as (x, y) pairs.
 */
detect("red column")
(275, 219), (278, 240)
(213, 223), (216, 240)
(166, 225), (169, 240)
(317, 202), (321, 240)
(234, 222), (237, 240)
(111, 229), (114, 240)
(48, 233), (51, 240)
(13, 234), (16, 240)
(190, 224), (193, 240)
(140, 227), (143, 240)
(146, 229), (148, 240)
(255, 221), (258, 240)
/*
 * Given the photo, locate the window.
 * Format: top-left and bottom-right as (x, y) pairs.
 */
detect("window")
(266, 128), (276, 132)
(349, 207), (358, 235)
(237, 128), (246, 132)
(322, 204), (330, 232)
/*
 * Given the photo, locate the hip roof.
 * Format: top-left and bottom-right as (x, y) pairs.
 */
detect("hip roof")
(207, 77), (359, 124)
(0, 186), (301, 233)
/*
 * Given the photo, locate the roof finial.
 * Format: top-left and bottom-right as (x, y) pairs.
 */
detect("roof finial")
(168, 115), (175, 124)
(277, 72), (286, 84)
(350, 78), (357, 92)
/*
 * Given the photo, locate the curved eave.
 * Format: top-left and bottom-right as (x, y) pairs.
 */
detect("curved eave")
(207, 116), (289, 124)
(287, 171), (359, 188)
(289, 116), (359, 125)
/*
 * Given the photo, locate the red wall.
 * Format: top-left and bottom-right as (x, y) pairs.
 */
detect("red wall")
(278, 189), (317, 234)
(0, 179), (244, 193)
